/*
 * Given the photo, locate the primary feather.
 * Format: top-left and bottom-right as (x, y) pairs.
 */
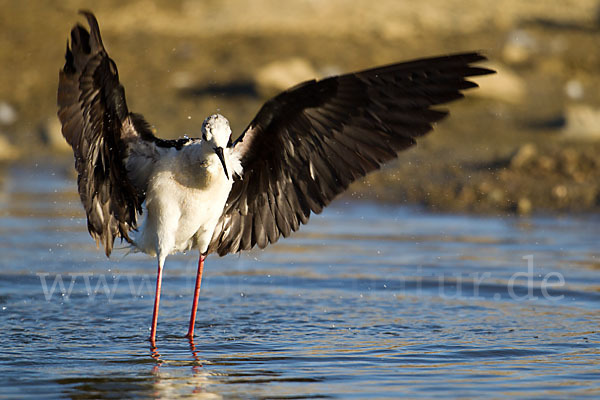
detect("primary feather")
(207, 54), (493, 255)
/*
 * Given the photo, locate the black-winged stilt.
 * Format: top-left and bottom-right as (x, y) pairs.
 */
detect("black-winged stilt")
(57, 11), (493, 344)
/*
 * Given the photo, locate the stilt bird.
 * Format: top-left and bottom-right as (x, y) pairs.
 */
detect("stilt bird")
(57, 11), (493, 344)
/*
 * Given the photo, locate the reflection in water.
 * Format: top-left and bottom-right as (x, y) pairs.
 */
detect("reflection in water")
(150, 344), (162, 367)
(0, 163), (599, 398)
(189, 339), (203, 369)
(148, 339), (220, 399)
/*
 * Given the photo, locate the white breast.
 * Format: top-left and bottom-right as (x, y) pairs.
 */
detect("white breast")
(133, 142), (238, 258)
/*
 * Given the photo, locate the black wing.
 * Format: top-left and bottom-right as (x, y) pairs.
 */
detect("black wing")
(57, 11), (188, 256)
(207, 52), (494, 256)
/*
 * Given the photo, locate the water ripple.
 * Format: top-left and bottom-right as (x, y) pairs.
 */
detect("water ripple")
(0, 163), (599, 398)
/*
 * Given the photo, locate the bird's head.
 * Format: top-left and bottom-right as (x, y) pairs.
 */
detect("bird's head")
(201, 114), (231, 148)
(202, 114), (231, 179)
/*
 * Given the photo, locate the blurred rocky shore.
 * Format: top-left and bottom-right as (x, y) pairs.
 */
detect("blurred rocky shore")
(1, 0), (600, 214)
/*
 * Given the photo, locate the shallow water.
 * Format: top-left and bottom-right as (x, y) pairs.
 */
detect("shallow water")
(0, 162), (599, 399)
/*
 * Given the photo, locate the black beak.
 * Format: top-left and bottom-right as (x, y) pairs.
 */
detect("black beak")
(214, 146), (229, 180)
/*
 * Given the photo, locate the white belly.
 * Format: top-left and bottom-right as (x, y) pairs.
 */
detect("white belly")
(134, 150), (233, 257)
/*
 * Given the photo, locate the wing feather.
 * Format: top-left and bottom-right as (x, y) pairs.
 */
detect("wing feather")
(207, 52), (493, 256)
(57, 11), (183, 256)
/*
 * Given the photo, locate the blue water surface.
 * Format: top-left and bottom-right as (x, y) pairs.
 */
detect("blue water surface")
(0, 162), (598, 399)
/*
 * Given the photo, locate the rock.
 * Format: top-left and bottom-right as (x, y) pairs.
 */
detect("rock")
(255, 58), (317, 96)
(565, 80), (584, 100)
(517, 197), (532, 214)
(510, 143), (537, 169)
(170, 71), (196, 90)
(537, 155), (556, 172)
(0, 101), (17, 125)
(0, 133), (20, 161)
(489, 188), (505, 204)
(457, 185), (476, 204)
(502, 30), (538, 65)
(562, 104), (600, 140)
(39, 117), (71, 152)
(552, 184), (568, 199)
(471, 63), (527, 104)
(557, 148), (580, 177)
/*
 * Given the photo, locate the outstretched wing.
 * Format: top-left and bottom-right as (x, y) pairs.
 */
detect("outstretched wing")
(208, 52), (494, 256)
(57, 11), (187, 256)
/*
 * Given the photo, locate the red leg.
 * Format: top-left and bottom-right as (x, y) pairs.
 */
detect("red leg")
(186, 254), (205, 339)
(149, 257), (165, 345)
